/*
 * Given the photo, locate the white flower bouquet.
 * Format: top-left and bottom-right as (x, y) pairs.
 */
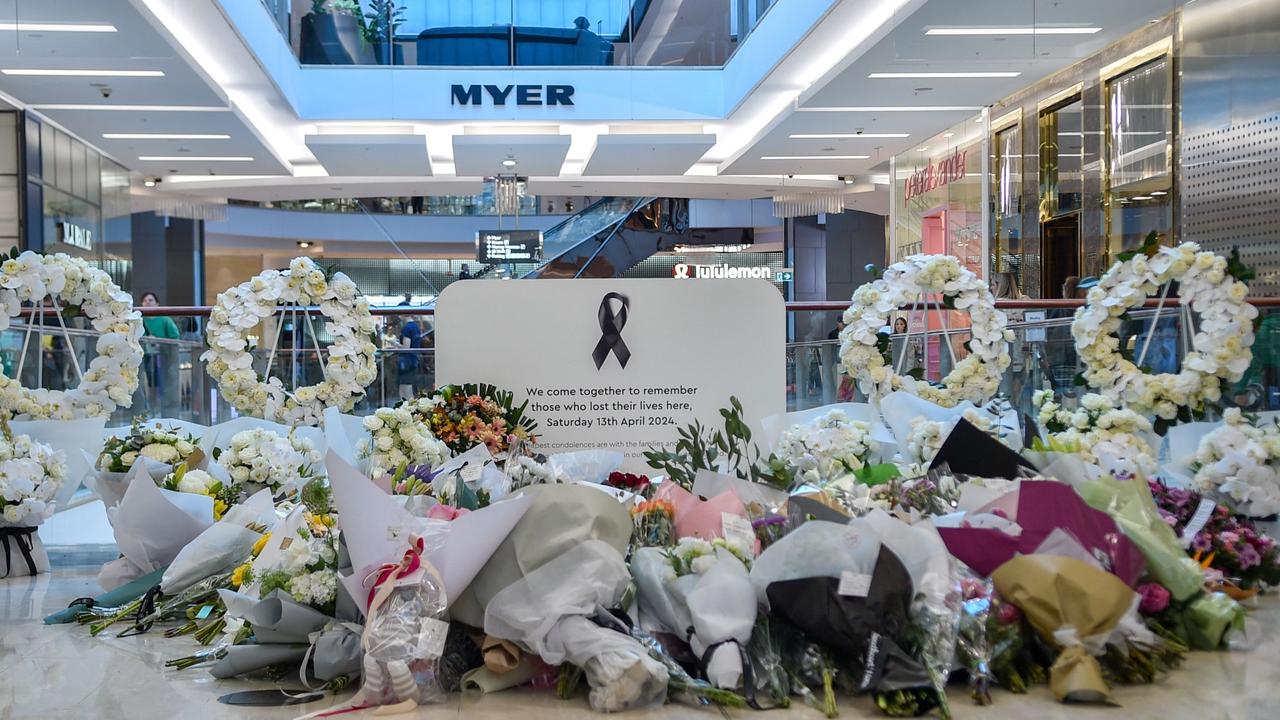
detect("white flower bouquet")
(903, 408), (1009, 475)
(216, 427), (322, 498)
(0, 430), (68, 577)
(1033, 391), (1158, 479)
(632, 535), (757, 690)
(1191, 408), (1280, 518)
(358, 403), (451, 481)
(776, 409), (876, 487)
(98, 419), (200, 473)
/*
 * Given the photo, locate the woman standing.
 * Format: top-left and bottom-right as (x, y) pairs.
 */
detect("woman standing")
(139, 291), (180, 406)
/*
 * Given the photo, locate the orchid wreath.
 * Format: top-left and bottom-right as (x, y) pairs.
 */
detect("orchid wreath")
(0, 250), (143, 419)
(839, 254), (1011, 407)
(1071, 239), (1255, 424)
(202, 257), (378, 426)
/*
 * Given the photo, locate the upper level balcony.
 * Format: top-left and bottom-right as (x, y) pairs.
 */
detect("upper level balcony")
(259, 0), (781, 68)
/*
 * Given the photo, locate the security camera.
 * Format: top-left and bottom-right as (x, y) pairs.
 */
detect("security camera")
(100, 86), (113, 98)
(855, 128), (864, 135)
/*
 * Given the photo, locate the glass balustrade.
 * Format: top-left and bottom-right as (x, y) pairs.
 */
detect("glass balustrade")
(262, 0), (780, 68)
(11, 302), (1277, 432)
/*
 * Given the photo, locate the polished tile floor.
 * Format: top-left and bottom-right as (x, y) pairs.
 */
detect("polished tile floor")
(3, 548), (1279, 720)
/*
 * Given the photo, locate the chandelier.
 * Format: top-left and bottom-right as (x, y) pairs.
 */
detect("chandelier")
(771, 192), (846, 219)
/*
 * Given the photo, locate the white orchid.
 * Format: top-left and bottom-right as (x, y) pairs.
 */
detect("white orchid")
(839, 254), (1009, 408)
(203, 257), (378, 426)
(1192, 410), (1280, 517)
(0, 433), (65, 527)
(1073, 243), (1253, 418)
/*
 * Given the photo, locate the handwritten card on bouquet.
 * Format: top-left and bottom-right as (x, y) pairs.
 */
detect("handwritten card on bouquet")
(436, 279), (784, 473)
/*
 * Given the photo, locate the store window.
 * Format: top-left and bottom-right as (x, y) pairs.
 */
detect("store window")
(991, 121), (1023, 287)
(1038, 95), (1084, 298)
(1104, 56), (1172, 258)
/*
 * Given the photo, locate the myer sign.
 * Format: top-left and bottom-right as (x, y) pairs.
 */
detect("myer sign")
(451, 84), (574, 107)
(435, 279), (783, 472)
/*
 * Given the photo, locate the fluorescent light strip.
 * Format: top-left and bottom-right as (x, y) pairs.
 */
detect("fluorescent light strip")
(0, 22), (117, 32)
(869, 71), (1020, 78)
(30, 104), (227, 112)
(138, 155), (253, 161)
(1, 68), (164, 77)
(796, 105), (982, 112)
(760, 155), (869, 160)
(104, 133), (230, 140)
(788, 133), (909, 139)
(926, 27), (1101, 35)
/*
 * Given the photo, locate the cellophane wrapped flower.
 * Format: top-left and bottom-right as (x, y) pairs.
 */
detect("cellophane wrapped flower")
(426, 384), (538, 456)
(0, 432), (66, 526)
(776, 410), (876, 486)
(953, 572), (1046, 704)
(1191, 408), (1280, 518)
(359, 404), (450, 481)
(1034, 391), (1157, 478)
(360, 538), (450, 709)
(631, 499), (674, 549)
(98, 419), (198, 472)
(218, 428), (321, 497)
(1149, 479), (1280, 590)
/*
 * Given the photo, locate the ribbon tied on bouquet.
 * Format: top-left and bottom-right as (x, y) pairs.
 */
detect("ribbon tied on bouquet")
(592, 292), (631, 370)
(0, 526), (38, 578)
(365, 535), (427, 609)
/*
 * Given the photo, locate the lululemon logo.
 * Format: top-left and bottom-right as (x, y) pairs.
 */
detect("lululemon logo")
(592, 292), (631, 370)
(672, 263), (690, 279)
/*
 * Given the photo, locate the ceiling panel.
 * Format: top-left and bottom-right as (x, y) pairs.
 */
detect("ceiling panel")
(582, 133), (716, 176)
(306, 134), (432, 176)
(452, 134), (571, 177)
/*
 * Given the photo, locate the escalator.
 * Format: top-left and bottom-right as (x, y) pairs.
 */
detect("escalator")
(524, 197), (752, 279)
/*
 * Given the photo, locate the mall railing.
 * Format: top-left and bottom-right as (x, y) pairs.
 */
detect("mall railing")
(262, 0), (780, 68)
(10, 299), (1278, 431)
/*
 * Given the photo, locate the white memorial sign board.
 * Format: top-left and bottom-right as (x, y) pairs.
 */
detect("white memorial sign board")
(435, 279), (784, 472)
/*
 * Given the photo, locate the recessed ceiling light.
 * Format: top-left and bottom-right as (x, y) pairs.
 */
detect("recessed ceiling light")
(0, 22), (117, 33)
(759, 155), (870, 160)
(138, 155), (253, 161)
(869, 72), (1020, 78)
(1131, 195), (1153, 200)
(916, 147), (928, 152)
(103, 133), (230, 140)
(142, 178), (158, 188)
(30, 104), (227, 111)
(943, 132), (956, 138)
(797, 105), (983, 113)
(1, 68), (164, 77)
(1150, 190), (1168, 196)
(925, 27), (1102, 36)
(501, 158), (518, 168)
(296, 241), (312, 249)
(788, 133), (910, 139)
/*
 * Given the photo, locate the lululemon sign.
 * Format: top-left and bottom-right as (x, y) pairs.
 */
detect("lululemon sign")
(435, 279), (784, 472)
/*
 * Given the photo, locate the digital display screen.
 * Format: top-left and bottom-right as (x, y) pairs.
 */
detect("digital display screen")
(476, 230), (543, 263)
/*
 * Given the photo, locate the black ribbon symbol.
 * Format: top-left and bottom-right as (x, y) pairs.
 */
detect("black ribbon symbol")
(592, 292), (631, 370)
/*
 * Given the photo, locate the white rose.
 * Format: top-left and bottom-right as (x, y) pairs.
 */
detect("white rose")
(176, 469), (214, 495)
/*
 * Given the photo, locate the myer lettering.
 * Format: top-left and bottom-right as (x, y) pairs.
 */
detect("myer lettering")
(451, 84), (574, 107)
(902, 147), (968, 205)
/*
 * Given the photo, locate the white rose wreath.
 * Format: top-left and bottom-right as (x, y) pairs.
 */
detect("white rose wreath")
(203, 257), (378, 426)
(0, 250), (143, 420)
(839, 254), (1011, 407)
(1072, 240), (1255, 426)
